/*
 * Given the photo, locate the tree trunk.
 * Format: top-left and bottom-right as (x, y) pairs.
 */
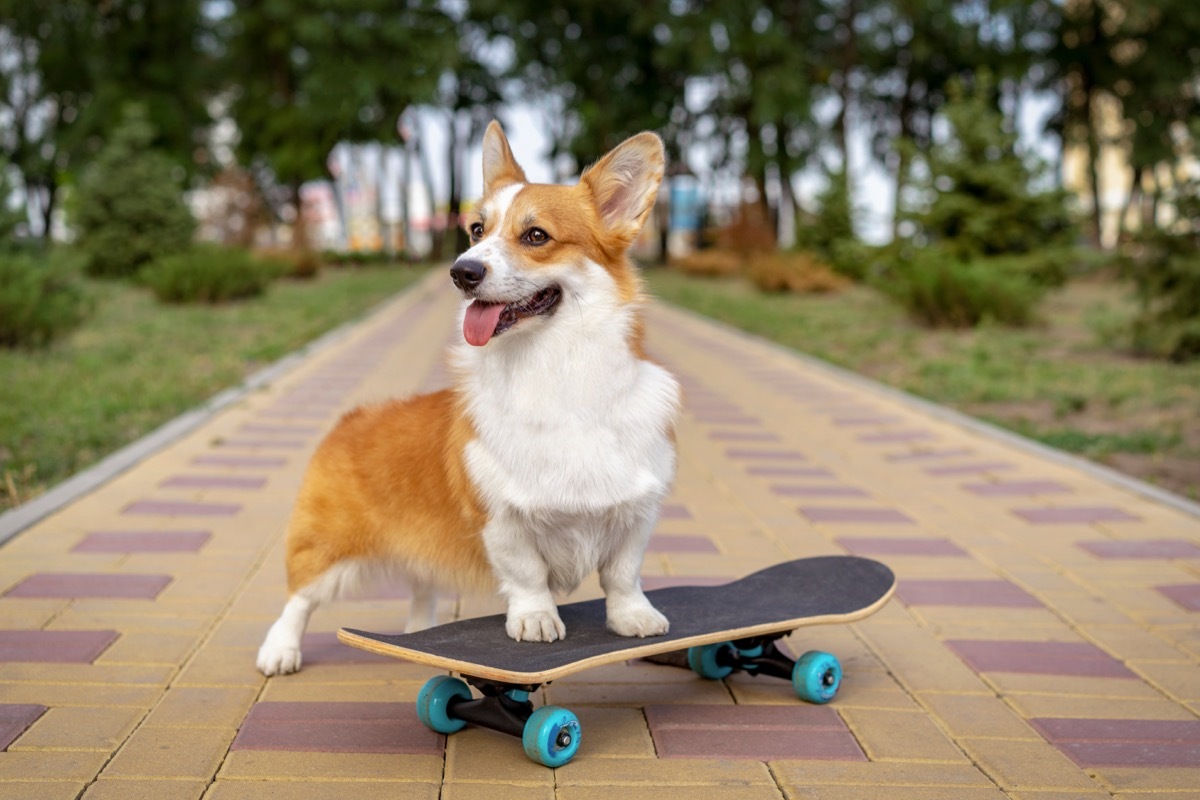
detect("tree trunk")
(891, 89), (914, 242)
(1082, 88), (1103, 247)
(834, 0), (858, 184)
(290, 179), (310, 252)
(1118, 163), (1142, 244)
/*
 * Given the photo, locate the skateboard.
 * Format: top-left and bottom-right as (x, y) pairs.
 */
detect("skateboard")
(338, 555), (895, 767)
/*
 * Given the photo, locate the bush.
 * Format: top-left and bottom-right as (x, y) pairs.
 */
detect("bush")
(255, 247), (321, 280)
(879, 247), (1045, 328)
(74, 106), (195, 279)
(142, 245), (283, 304)
(745, 252), (849, 294)
(0, 251), (92, 348)
(669, 249), (743, 278)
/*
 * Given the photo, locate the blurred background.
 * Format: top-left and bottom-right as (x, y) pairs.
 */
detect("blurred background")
(1, 1), (1198, 509)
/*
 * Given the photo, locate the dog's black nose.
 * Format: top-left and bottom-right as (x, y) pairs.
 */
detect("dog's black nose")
(450, 259), (487, 292)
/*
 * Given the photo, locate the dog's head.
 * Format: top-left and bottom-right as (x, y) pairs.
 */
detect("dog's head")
(452, 121), (665, 347)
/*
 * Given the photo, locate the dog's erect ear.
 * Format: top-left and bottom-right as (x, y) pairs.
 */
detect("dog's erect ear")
(580, 132), (666, 244)
(481, 121), (527, 193)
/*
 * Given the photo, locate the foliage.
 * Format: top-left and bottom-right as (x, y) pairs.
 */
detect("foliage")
(1123, 178), (1200, 362)
(745, 252), (848, 294)
(142, 244), (284, 304)
(0, 250), (92, 348)
(910, 73), (1074, 261)
(0, 0), (214, 238)
(256, 247), (321, 280)
(73, 107), (195, 279)
(798, 168), (861, 278)
(669, 250), (743, 279)
(1, 264), (430, 511)
(880, 246), (1046, 328)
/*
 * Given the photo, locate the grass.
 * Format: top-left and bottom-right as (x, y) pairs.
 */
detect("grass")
(646, 268), (1200, 500)
(0, 264), (431, 511)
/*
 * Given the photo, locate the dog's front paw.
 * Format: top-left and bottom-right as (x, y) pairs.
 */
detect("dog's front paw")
(506, 609), (566, 642)
(256, 640), (303, 676)
(607, 603), (670, 638)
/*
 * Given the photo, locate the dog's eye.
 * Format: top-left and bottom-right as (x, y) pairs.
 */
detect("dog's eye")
(469, 222), (484, 240)
(522, 227), (550, 246)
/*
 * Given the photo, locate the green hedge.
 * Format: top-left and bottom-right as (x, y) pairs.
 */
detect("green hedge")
(879, 248), (1046, 328)
(0, 251), (93, 348)
(142, 244), (283, 304)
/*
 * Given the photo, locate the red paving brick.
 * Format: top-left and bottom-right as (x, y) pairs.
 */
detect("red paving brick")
(897, 579), (1041, 608)
(1078, 539), (1200, 559)
(757, 467), (835, 478)
(885, 447), (974, 461)
(159, 475), (268, 490)
(925, 461), (1017, 475)
(858, 430), (937, 443)
(0, 704), (47, 750)
(1013, 506), (1140, 524)
(769, 485), (868, 497)
(726, 448), (807, 461)
(836, 537), (967, 557)
(962, 480), (1073, 496)
(191, 455), (288, 468)
(122, 500), (241, 517)
(659, 504), (692, 520)
(647, 535), (721, 554)
(799, 507), (914, 524)
(707, 431), (780, 442)
(1155, 584), (1200, 611)
(0, 630), (119, 662)
(945, 640), (1135, 678)
(72, 530), (211, 553)
(1032, 718), (1200, 767)
(6, 573), (172, 599)
(232, 702), (443, 754)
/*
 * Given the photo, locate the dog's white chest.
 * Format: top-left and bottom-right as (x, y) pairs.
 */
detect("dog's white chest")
(461, 347), (679, 516)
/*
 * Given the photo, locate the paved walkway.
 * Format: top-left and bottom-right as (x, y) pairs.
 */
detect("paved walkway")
(1, 269), (1199, 799)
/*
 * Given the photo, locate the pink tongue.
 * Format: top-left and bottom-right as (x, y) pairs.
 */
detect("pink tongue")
(463, 301), (505, 346)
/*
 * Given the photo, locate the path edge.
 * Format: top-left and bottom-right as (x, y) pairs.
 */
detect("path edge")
(654, 300), (1200, 521)
(0, 268), (447, 547)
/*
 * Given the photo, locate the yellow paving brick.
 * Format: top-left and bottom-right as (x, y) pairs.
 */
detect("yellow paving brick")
(787, 788), (1005, 800)
(103, 726), (236, 779)
(856, 622), (990, 694)
(0, 783), (87, 800)
(0, 663), (174, 685)
(203, 782), (440, 800)
(915, 692), (1041, 740)
(1129, 659), (1200, 700)
(561, 787), (785, 800)
(143, 685), (259, 728)
(1006, 691), (1196, 720)
(444, 728), (558, 786)
(0, 750), (110, 781)
(217, 751), (444, 782)
(838, 708), (968, 762)
(573, 707), (656, 757)
(958, 738), (1106, 791)
(1007, 793), (1114, 800)
(442, 784), (555, 800)
(771, 761), (994, 787)
(1093, 767), (1200, 792)
(1083, 624), (1192, 662)
(94, 631), (202, 665)
(909, 607), (1069, 628)
(10, 705), (145, 750)
(83, 779), (208, 800)
(557, 757), (773, 786)
(0, 598), (70, 628)
(0, 682), (160, 707)
(173, 647), (265, 688)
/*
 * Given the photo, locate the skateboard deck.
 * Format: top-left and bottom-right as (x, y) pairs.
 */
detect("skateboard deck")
(338, 555), (895, 684)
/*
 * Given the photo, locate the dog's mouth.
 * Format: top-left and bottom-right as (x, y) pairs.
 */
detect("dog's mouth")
(463, 285), (563, 347)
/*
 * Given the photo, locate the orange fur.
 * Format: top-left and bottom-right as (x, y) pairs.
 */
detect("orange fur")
(284, 389), (491, 594)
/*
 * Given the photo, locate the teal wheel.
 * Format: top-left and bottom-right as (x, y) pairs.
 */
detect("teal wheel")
(522, 706), (581, 767)
(792, 650), (841, 704)
(416, 675), (471, 734)
(687, 642), (734, 680)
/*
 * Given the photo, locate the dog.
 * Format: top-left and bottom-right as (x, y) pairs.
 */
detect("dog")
(256, 121), (681, 676)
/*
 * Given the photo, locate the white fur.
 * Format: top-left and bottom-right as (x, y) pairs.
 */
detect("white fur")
(454, 201), (680, 639)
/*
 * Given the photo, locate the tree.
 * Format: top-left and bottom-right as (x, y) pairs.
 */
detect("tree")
(74, 106), (195, 278)
(911, 73), (1073, 262)
(219, 0), (454, 249)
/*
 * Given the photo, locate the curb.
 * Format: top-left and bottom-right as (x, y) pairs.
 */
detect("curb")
(0, 268), (445, 547)
(657, 301), (1200, 521)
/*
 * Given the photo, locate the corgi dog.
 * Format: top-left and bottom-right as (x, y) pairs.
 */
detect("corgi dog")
(257, 122), (681, 676)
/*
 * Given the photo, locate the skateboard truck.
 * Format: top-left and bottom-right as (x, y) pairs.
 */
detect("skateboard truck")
(679, 634), (843, 704)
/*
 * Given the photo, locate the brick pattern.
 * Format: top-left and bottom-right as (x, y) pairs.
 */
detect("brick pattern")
(3, 272), (1197, 797)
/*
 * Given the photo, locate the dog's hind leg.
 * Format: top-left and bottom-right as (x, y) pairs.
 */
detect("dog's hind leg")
(404, 578), (438, 633)
(256, 590), (318, 676)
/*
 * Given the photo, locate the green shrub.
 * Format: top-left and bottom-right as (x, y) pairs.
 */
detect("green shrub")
(142, 245), (282, 304)
(74, 106), (195, 279)
(879, 247), (1045, 328)
(0, 251), (93, 348)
